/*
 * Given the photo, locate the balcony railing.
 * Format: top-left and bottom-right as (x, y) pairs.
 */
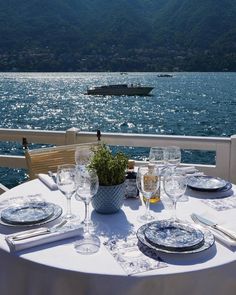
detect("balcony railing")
(0, 127), (236, 183)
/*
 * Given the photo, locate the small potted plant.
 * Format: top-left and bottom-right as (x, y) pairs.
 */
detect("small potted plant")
(89, 143), (128, 214)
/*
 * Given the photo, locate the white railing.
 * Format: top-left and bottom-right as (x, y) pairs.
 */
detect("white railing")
(0, 127), (236, 183)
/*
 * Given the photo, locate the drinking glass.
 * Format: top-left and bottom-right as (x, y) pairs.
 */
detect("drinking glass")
(75, 146), (94, 171)
(56, 164), (77, 220)
(149, 146), (165, 174)
(74, 168), (100, 254)
(136, 165), (160, 222)
(163, 172), (187, 221)
(75, 146), (97, 229)
(149, 146), (165, 203)
(164, 146), (181, 171)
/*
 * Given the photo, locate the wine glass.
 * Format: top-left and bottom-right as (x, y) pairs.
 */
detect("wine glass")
(75, 146), (97, 229)
(56, 164), (77, 220)
(75, 146), (94, 171)
(163, 172), (187, 222)
(74, 168), (100, 254)
(164, 146), (181, 171)
(149, 146), (165, 174)
(136, 165), (160, 222)
(149, 146), (165, 203)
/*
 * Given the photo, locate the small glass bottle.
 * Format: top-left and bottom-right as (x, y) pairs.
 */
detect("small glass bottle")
(125, 160), (139, 198)
(143, 164), (160, 204)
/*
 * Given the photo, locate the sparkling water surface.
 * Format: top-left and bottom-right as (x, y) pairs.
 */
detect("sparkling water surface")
(0, 72), (236, 187)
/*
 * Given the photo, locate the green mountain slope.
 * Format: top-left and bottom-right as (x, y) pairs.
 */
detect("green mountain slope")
(0, 0), (235, 71)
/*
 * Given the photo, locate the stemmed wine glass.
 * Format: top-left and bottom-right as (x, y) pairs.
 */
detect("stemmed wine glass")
(56, 164), (77, 221)
(75, 146), (94, 171)
(136, 165), (160, 222)
(149, 146), (165, 203)
(149, 146), (165, 174)
(74, 168), (100, 254)
(163, 171), (187, 222)
(164, 146), (181, 172)
(75, 145), (97, 230)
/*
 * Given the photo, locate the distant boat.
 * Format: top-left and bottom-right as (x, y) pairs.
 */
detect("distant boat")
(86, 84), (154, 96)
(157, 74), (173, 77)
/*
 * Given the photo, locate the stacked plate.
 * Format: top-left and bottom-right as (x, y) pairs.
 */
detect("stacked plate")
(137, 220), (215, 254)
(187, 176), (231, 192)
(0, 201), (62, 227)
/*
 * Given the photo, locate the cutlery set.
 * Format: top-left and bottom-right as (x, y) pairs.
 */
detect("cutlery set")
(9, 219), (67, 241)
(191, 213), (236, 241)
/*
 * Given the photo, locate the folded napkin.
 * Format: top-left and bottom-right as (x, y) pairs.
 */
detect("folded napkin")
(5, 226), (81, 252)
(38, 173), (58, 190)
(191, 212), (236, 248)
(211, 227), (236, 248)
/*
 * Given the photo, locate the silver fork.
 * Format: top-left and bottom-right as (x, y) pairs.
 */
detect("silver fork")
(11, 219), (67, 241)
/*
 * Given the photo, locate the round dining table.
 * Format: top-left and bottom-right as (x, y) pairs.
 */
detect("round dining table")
(0, 177), (236, 295)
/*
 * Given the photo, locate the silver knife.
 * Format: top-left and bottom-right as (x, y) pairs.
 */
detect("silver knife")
(10, 219), (67, 241)
(11, 227), (52, 241)
(191, 213), (236, 241)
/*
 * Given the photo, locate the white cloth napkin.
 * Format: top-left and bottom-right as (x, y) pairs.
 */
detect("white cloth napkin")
(211, 227), (236, 248)
(38, 174), (58, 190)
(5, 227), (81, 252)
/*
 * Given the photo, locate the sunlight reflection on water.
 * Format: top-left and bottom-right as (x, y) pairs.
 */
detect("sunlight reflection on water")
(0, 72), (236, 187)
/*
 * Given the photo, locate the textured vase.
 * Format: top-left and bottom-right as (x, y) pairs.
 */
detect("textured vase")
(92, 183), (125, 214)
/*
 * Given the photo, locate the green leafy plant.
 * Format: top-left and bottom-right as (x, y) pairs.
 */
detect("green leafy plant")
(89, 143), (128, 186)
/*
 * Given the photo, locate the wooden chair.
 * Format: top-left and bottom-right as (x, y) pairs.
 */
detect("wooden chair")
(0, 183), (9, 195)
(25, 142), (98, 180)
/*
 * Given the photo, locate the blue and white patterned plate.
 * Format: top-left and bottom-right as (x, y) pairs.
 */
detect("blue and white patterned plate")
(137, 220), (215, 254)
(0, 202), (62, 227)
(144, 220), (204, 251)
(187, 176), (228, 192)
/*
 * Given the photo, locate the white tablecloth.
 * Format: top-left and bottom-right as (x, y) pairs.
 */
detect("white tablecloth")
(0, 179), (236, 295)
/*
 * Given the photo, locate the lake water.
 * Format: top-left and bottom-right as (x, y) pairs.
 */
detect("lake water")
(0, 72), (236, 187)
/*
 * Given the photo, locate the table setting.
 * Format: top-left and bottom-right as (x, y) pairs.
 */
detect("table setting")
(0, 143), (236, 295)
(1, 144), (236, 256)
(0, 192), (82, 252)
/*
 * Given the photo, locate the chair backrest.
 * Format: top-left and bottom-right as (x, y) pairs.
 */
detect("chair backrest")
(0, 183), (9, 195)
(25, 142), (98, 179)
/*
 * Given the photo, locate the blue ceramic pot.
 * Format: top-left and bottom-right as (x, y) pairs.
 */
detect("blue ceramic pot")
(92, 183), (125, 214)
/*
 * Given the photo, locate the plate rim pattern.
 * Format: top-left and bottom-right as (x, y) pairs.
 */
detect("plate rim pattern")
(1, 202), (55, 225)
(187, 175), (228, 192)
(144, 220), (205, 251)
(137, 220), (215, 254)
(0, 202), (62, 228)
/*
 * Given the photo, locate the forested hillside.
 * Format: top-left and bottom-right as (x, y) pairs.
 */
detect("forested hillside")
(0, 0), (235, 71)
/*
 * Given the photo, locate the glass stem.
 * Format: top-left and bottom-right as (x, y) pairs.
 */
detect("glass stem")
(66, 193), (72, 217)
(145, 198), (151, 217)
(84, 201), (90, 234)
(159, 178), (162, 197)
(172, 200), (177, 221)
